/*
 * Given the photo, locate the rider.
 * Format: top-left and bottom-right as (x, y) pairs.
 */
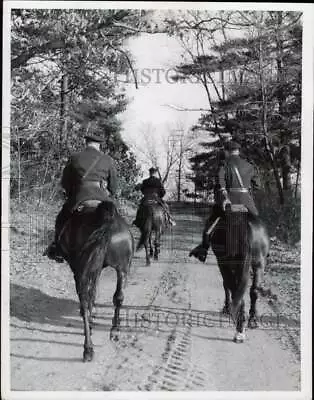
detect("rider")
(190, 140), (261, 262)
(45, 133), (118, 262)
(132, 167), (176, 227)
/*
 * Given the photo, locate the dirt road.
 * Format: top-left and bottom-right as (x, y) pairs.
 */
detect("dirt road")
(9, 206), (300, 391)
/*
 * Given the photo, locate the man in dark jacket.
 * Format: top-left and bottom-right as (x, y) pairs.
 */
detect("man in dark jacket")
(45, 133), (118, 262)
(132, 167), (176, 227)
(190, 141), (260, 262)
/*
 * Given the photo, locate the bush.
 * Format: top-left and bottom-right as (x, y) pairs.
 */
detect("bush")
(255, 190), (300, 245)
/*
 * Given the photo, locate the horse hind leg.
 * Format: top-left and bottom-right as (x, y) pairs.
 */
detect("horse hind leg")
(233, 300), (246, 343)
(145, 239), (151, 266)
(230, 258), (250, 343)
(222, 285), (231, 315)
(248, 259), (265, 329)
(218, 262), (232, 315)
(110, 268), (126, 341)
(154, 229), (161, 260)
(149, 234), (154, 258)
(79, 291), (94, 362)
(75, 272), (95, 361)
(143, 230), (151, 266)
(88, 270), (101, 335)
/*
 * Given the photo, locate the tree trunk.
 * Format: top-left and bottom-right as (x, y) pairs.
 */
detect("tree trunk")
(59, 51), (70, 148)
(281, 146), (292, 191)
(60, 72), (68, 147)
(177, 141), (183, 202)
(17, 134), (21, 204)
(294, 158), (300, 198)
(220, 69), (225, 101)
(275, 12), (292, 193)
(258, 24), (285, 204)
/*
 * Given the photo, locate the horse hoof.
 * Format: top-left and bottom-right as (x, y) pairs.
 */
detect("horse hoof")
(83, 348), (94, 362)
(110, 328), (120, 342)
(248, 318), (259, 329)
(233, 331), (246, 343)
(146, 261), (151, 266)
(153, 255), (158, 260)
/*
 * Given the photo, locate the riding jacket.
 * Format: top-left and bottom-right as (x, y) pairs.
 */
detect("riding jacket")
(61, 146), (118, 207)
(138, 176), (166, 200)
(218, 155), (260, 216)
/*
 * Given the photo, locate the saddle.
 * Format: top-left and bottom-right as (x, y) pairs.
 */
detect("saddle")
(58, 200), (103, 241)
(75, 199), (103, 213)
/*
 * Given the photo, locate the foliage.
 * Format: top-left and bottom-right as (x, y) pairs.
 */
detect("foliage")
(165, 11), (302, 206)
(11, 9), (146, 201)
(255, 191), (301, 244)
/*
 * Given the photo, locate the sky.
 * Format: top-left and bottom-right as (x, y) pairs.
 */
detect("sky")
(118, 32), (214, 181)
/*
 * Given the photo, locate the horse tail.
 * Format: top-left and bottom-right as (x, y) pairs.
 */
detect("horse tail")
(136, 205), (153, 251)
(231, 226), (252, 319)
(77, 201), (117, 297)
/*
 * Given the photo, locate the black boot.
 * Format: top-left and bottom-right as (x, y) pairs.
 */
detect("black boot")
(44, 241), (64, 263)
(189, 244), (209, 262)
(132, 219), (141, 228)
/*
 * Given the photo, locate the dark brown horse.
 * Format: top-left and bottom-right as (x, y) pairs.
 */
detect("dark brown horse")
(211, 209), (269, 342)
(136, 199), (167, 266)
(58, 200), (134, 361)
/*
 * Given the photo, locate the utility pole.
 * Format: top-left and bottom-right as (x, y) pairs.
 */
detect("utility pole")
(177, 136), (183, 202)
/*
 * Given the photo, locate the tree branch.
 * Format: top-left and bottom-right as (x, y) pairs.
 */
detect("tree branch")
(107, 44), (138, 89)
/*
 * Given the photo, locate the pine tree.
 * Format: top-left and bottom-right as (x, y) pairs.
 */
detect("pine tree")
(11, 9), (145, 201)
(167, 11), (302, 204)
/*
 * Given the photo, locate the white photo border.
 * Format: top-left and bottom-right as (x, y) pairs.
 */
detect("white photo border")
(2, 2), (313, 400)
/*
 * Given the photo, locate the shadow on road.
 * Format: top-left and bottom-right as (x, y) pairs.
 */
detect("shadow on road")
(10, 283), (80, 329)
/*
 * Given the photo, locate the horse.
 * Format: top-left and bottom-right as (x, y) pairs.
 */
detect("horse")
(211, 207), (269, 343)
(58, 200), (134, 362)
(135, 199), (167, 266)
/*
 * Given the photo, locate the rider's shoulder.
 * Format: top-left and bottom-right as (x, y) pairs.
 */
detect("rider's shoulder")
(142, 177), (151, 185)
(67, 151), (80, 163)
(101, 152), (114, 163)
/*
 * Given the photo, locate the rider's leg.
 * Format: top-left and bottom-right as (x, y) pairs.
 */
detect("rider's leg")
(190, 205), (221, 262)
(45, 203), (71, 262)
(55, 204), (71, 243)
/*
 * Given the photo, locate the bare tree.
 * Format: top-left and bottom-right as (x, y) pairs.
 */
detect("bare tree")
(132, 122), (196, 199)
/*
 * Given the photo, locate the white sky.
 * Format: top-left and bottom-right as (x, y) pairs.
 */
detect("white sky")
(119, 32), (213, 177)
